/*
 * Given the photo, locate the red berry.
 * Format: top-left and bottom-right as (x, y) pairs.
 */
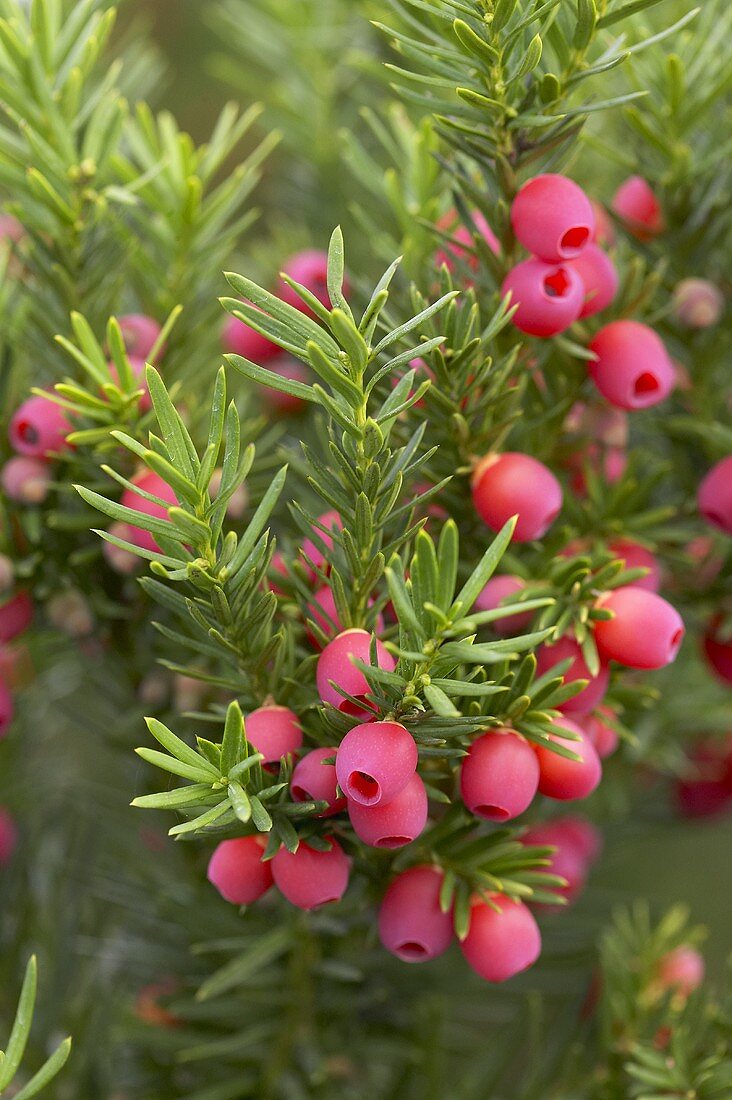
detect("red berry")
(120, 470), (178, 554)
(290, 747), (345, 816)
(698, 457), (732, 534)
(347, 772), (428, 848)
(475, 575), (534, 636)
(316, 628), (395, 714)
(676, 737), (732, 819)
(595, 586), (684, 670)
(657, 946), (704, 997)
(222, 312), (280, 363)
(245, 704), (302, 764)
(107, 356), (151, 411)
(435, 209), (499, 271)
(0, 678), (13, 738)
(533, 717), (602, 802)
(118, 314), (162, 360)
(472, 453), (562, 543)
(460, 729), (539, 821)
(590, 200), (615, 248)
(502, 258), (584, 337)
(336, 720), (417, 807)
(207, 835), (273, 905)
(584, 706), (620, 759)
(612, 176), (663, 239)
(378, 866), (453, 963)
(301, 510), (343, 576)
(536, 636), (609, 716)
(568, 243), (618, 319)
(0, 807), (17, 865)
(0, 591), (33, 644)
(9, 395), (71, 457)
(511, 175), (595, 262)
(702, 617), (732, 685)
(460, 895), (541, 982)
(260, 356), (310, 414)
(588, 321), (674, 411)
(279, 250), (345, 316)
(608, 539), (661, 593)
(523, 817), (600, 904)
(1, 456), (52, 504)
(271, 837), (350, 909)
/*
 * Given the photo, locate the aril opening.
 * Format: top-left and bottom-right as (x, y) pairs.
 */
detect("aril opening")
(560, 226), (590, 253)
(16, 420), (38, 444)
(376, 835), (411, 849)
(397, 941), (429, 961)
(543, 269), (572, 298)
(633, 372), (659, 397)
(476, 804), (510, 821)
(349, 771), (380, 802)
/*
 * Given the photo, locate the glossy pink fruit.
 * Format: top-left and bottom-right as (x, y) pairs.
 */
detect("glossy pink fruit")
(207, 835), (273, 905)
(271, 837), (350, 909)
(0, 678), (13, 737)
(107, 356), (151, 411)
(702, 617), (732, 685)
(347, 772), (427, 849)
(533, 717), (602, 801)
(1, 456), (51, 504)
(698, 457), (732, 534)
(460, 730), (539, 821)
(9, 395), (70, 457)
(595, 586), (684, 669)
(120, 471), (178, 554)
(502, 257), (584, 337)
(245, 705), (302, 763)
(279, 250), (346, 316)
(475, 575), (534, 636)
(118, 314), (162, 360)
(336, 720), (417, 807)
(511, 175), (595, 262)
(301, 510), (343, 576)
(460, 895), (541, 982)
(523, 817), (600, 903)
(658, 946), (704, 996)
(0, 807), (17, 865)
(536, 636), (609, 716)
(435, 209), (500, 270)
(588, 321), (674, 410)
(378, 866), (453, 962)
(590, 201), (615, 247)
(290, 747), (345, 816)
(222, 311), (280, 363)
(612, 176), (663, 239)
(608, 539), (661, 593)
(569, 243), (618, 319)
(472, 452), (562, 543)
(0, 591), (33, 644)
(260, 356), (311, 414)
(316, 628), (395, 713)
(584, 706), (620, 759)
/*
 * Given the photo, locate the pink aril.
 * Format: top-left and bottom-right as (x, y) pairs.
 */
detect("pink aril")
(335, 720), (417, 807)
(460, 729), (539, 821)
(207, 835), (273, 905)
(271, 837), (350, 909)
(347, 772), (428, 849)
(378, 866), (453, 963)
